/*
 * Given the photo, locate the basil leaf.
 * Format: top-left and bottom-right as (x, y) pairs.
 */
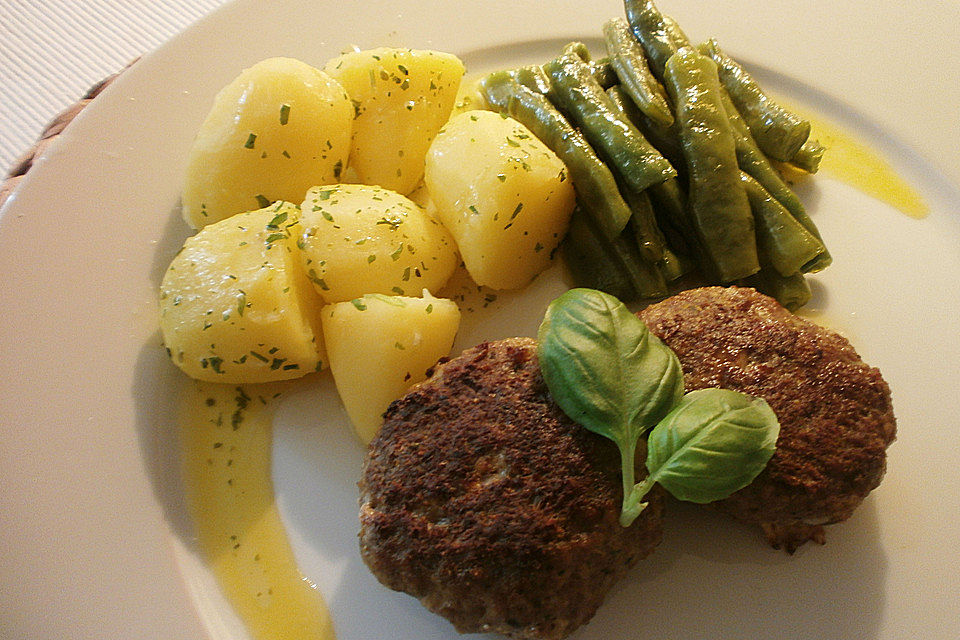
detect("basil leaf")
(645, 388), (780, 504)
(537, 288), (684, 444)
(537, 289), (779, 527)
(537, 288), (684, 526)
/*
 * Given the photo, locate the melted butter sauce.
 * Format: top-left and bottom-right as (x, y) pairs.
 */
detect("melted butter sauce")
(785, 103), (929, 219)
(181, 380), (335, 640)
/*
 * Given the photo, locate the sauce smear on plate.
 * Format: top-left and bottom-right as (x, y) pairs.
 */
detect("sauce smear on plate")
(181, 381), (335, 640)
(786, 104), (929, 219)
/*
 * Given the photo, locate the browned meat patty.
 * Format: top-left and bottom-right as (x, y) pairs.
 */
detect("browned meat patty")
(359, 337), (664, 640)
(640, 286), (896, 552)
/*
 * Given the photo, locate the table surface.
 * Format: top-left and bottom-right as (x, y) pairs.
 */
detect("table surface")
(0, 0), (230, 174)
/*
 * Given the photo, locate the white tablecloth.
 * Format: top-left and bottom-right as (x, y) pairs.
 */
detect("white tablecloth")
(0, 0), (231, 173)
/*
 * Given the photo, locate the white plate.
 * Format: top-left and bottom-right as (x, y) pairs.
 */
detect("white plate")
(1, 1), (958, 639)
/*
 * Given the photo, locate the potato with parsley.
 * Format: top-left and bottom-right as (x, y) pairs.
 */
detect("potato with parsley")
(298, 184), (458, 302)
(160, 201), (326, 382)
(323, 292), (460, 443)
(424, 110), (576, 289)
(324, 48), (464, 195)
(182, 57), (353, 228)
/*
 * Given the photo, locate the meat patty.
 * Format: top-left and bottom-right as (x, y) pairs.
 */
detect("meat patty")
(640, 286), (896, 552)
(359, 337), (664, 640)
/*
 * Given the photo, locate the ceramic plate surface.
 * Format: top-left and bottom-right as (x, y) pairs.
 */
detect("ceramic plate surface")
(1, 1), (958, 638)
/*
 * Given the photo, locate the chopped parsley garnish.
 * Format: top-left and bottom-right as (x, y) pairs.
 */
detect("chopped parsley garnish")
(267, 211), (288, 229)
(376, 215), (403, 230)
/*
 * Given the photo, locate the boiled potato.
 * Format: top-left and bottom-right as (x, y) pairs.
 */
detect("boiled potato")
(450, 77), (486, 118)
(425, 110), (576, 289)
(323, 292), (460, 443)
(182, 57), (353, 228)
(324, 48), (464, 195)
(298, 184), (458, 302)
(160, 201), (326, 382)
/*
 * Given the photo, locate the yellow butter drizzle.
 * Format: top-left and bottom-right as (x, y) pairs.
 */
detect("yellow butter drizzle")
(785, 104), (929, 219)
(181, 380), (335, 640)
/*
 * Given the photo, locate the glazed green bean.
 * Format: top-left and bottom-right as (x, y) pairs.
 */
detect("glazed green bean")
(563, 208), (637, 301)
(563, 41), (592, 61)
(620, 180), (666, 264)
(746, 266), (811, 311)
(662, 15), (692, 51)
(480, 71), (632, 240)
(740, 172), (823, 277)
(606, 85), (683, 171)
(543, 51), (676, 194)
(623, 0), (691, 79)
(604, 84), (692, 273)
(790, 138), (826, 174)
(603, 18), (674, 127)
(517, 57), (618, 94)
(664, 48), (759, 282)
(560, 41), (618, 87)
(700, 39), (810, 162)
(625, 191), (693, 283)
(563, 206), (668, 300)
(655, 244), (690, 283)
(510, 65), (551, 95)
(589, 57), (619, 89)
(647, 178), (697, 258)
(719, 89), (831, 272)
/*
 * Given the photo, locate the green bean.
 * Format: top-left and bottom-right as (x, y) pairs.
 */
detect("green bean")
(606, 85), (683, 171)
(740, 172), (824, 277)
(589, 57), (619, 89)
(510, 65), (551, 94)
(647, 178), (697, 258)
(620, 181), (666, 264)
(719, 88), (831, 272)
(560, 41), (618, 87)
(603, 18), (674, 127)
(663, 48), (759, 282)
(607, 85), (683, 264)
(790, 138), (826, 174)
(623, 0), (691, 79)
(647, 178), (687, 228)
(563, 41), (592, 61)
(746, 266), (811, 311)
(656, 244), (691, 283)
(700, 39), (810, 162)
(515, 59), (618, 96)
(563, 206), (667, 301)
(480, 71), (632, 239)
(562, 208), (636, 301)
(569, 83), (671, 267)
(662, 15), (692, 51)
(625, 192), (693, 283)
(543, 51), (676, 194)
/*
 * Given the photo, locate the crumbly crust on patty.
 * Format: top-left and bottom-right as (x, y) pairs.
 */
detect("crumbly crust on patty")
(640, 286), (896, 552)
(360, 337), (663, 639)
